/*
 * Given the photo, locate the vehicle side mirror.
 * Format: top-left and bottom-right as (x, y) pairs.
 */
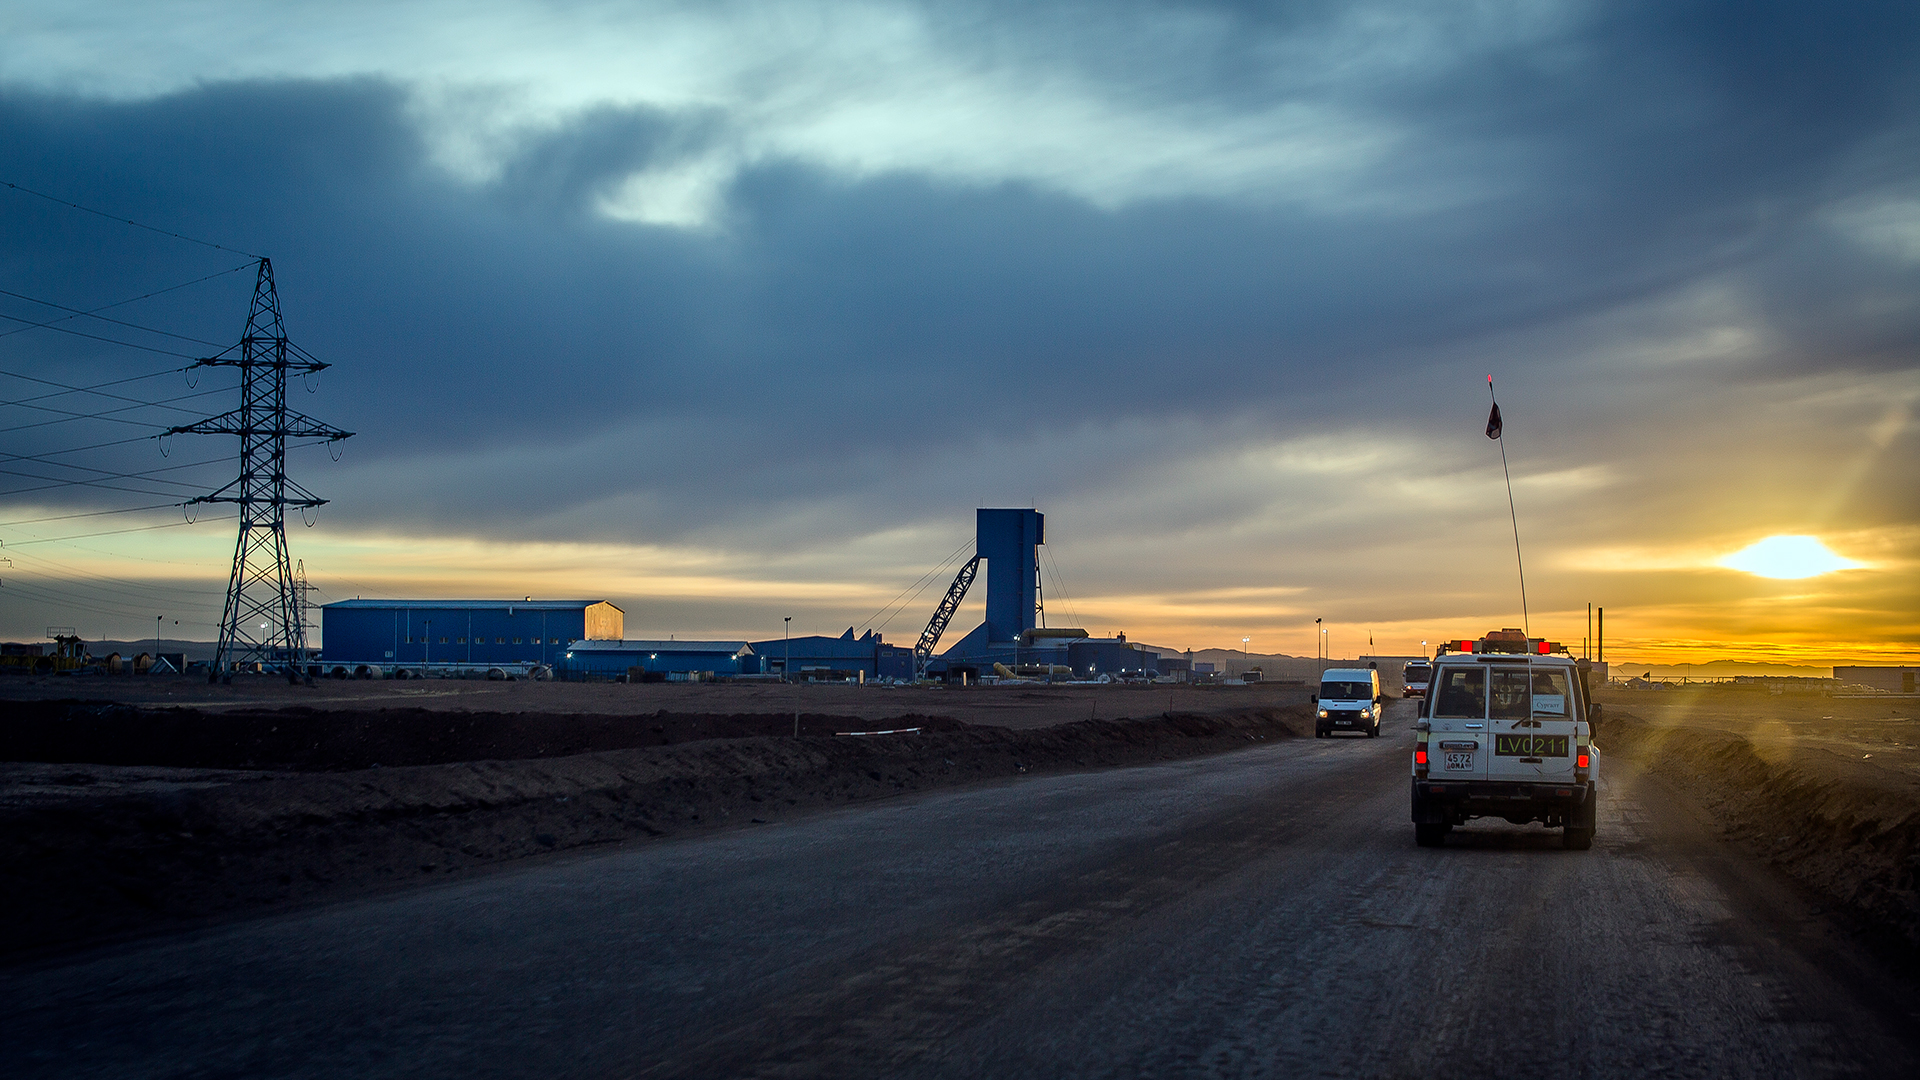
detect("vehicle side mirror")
(1375, 694), (1385, 703)
(1588, 702), (1603, 732)
(1309, 693), (1317, 702)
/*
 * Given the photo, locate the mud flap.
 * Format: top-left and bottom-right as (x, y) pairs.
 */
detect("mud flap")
(1410, 780), (1450, 824)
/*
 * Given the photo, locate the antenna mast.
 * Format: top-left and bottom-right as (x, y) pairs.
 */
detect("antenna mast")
(1486, 376), (1529, 635)
(167, 259), (352, 683)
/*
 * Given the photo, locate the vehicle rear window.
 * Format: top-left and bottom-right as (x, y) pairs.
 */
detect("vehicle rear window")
(1320, 681), (1372, 700)
(1490, 667), (1532, 719)
(1530, 670), (1572, 716)
(1490, 666), (1575, 718)
(1432, 668), (1485, 718)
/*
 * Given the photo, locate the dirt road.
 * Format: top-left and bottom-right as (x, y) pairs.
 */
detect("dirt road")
(4, 700), (1915, 1078)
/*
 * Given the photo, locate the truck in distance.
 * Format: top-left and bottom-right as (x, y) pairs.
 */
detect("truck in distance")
(1402, 659), (1431, 698)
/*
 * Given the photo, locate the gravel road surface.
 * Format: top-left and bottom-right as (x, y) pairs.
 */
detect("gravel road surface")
(4, 701), (1914, 1078)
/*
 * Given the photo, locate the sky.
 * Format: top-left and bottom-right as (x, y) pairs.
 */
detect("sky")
(1, 0), (1916, 669)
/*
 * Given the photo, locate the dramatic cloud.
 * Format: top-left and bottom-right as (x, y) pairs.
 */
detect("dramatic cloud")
(1, 0), (1916, 663)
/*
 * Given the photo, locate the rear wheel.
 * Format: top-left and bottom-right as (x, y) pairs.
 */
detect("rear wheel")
(1415, 823), (1446, 847)
(1564, 784), (1598, 850)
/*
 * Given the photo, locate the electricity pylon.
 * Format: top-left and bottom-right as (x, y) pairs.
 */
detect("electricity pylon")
(167, 258), (352, 682)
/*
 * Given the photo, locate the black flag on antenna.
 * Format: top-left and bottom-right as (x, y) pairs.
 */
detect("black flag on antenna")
(1485, 401), (1503, 440)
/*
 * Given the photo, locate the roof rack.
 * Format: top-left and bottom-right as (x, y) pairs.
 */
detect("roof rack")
(1434, 629), (1570, 656)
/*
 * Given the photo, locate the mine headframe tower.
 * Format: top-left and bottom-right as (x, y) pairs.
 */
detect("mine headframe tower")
(166, 258), (353, 683)
(912, 509), (1046, 677)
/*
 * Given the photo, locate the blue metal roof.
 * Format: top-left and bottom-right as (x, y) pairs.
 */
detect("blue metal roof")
(321, 599), (614, 611)
(567, 640), (754, 657)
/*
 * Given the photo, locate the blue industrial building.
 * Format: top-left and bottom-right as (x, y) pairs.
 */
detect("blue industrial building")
(1066, 635), (1160, 678)
(320, 599), (623, 673)
(941, 508), (1044, 659)
(748, 628), (916, 681)
(560, 640), (756, 679)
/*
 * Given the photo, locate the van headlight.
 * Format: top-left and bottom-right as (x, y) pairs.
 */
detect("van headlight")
(1318, 708), (1329, 718)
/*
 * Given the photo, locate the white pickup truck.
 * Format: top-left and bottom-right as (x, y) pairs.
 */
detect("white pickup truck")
(1411, 629), (1600, 850)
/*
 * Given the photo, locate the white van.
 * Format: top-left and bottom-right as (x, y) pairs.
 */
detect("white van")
(1314, 667), (1384, 737)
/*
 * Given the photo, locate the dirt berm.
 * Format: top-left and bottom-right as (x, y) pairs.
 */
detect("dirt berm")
(0, 702), (1312, 960)
(1609, 709), (1920, 953)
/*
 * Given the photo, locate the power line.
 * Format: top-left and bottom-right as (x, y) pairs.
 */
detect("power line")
(0, 262), (254, 342)
(0, 452), (223, 489)
(0, 575), (222, 625)
(858, 536), (975, 636)
(0, 385), (229, 434)
(1040, 544), (1082, 630)
(0, 364), (192, 402)
(2, 179), (262, 259)
(0, 514), (234, 547)
(0, 560), (222, 608)
(2, 366), (209, 412)
(0, 433), (168, 463)
(0, 502), (184, 528)
(0, 310), (202, 358)
(0, 286), (228, 348)
(0, 457), (224, 500)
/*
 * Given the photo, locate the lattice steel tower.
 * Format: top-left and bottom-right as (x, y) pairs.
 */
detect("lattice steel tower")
(167, 258), (352, 682)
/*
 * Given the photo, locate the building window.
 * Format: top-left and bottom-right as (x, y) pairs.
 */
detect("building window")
(439, 636), (449, 644)
(456, 637), (466, 644)
(513, 637), (523, 644)
(496, 637), (506, 644)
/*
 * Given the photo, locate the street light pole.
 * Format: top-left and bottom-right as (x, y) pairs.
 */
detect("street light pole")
(1241, 637), (1250, 678)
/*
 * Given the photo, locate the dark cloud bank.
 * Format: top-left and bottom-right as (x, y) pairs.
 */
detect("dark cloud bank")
(2, 0), (1916, 553)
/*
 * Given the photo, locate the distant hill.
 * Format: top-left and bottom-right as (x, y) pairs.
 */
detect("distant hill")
(1603, 659), (1833, 679)
(1142, 646), (1420, 680)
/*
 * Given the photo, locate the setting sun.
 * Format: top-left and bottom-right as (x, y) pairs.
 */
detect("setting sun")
(1720, 535), (1863, 579)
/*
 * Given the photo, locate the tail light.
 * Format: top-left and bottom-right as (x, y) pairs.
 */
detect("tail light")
(1575, 743), (1590, 780)
(1414, 733), (1430, 777)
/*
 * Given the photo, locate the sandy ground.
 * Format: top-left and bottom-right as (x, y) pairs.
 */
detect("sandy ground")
(1599, 686), (1920, 953)
(1597, 686), (1920, 776)
(0, 683), (1315, 959)
(0, 673), (1313, 729)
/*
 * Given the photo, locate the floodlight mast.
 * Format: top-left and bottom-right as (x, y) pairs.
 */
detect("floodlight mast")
(166, 258), (353, 683)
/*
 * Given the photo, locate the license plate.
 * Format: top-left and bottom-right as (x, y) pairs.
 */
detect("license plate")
(1444, 752), (1474, 771)
(1495, 734), (1569, 757)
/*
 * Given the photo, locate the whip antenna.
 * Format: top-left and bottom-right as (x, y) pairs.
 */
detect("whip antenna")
(1486, 375), (1528, 636)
